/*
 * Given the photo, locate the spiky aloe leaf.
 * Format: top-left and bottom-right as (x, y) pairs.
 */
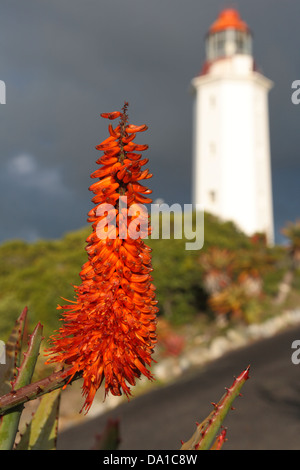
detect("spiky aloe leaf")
(180, 366), (250, 450)
(0, 307), (28, 396)
(15, 389), (61, 450)
(10, 322), (43, 390)
(0, 322), (43, 450)
(209, 428), (227, 450)
(91, 419), (120, 450)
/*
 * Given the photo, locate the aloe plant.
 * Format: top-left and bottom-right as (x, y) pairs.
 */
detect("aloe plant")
(90, 419), (120, 450)
(199, 246), (266, 322)
(0, 308), (56, 450)
(0, 307), (250, 450)
(14, 389), (61, 450)
(0, 308), (122, 450)
(181, 366), (250, 450)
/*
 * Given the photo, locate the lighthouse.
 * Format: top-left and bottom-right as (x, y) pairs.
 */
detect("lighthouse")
(191, 9), (274, 244)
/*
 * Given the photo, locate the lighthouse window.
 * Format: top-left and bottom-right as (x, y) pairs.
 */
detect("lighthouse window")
(215, 31), (225, 57)
(236, 31), (245, 53)
(235, 31), (252, 55)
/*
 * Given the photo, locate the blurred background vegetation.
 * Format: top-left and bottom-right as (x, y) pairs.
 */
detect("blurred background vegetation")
(0, 211), (299, 343)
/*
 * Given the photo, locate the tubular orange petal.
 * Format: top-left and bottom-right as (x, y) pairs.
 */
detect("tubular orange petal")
(134, 193), (153, 204)
(90, 162), (122, 179)
(125, 152), (142, 161)
(129, 273), (150, 283)
(100, 111), (122, 120)
(132, 184), (152, 194)
(108, 124), (121, 138)
(138, 158), (149, 166)
(97, 154), (119, 165)
(138, 169), (151, 180)
(97, 134), (117, 146)
(89, 175), (118, 191)
(123, 143), (149, 152)
(122, 133), (136, 144)
(126, 124), (148, 133)
(96, 140), (119, 151)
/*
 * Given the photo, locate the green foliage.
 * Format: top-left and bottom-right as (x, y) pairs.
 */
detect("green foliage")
(0, 212), (289, 338)
(282, 219), (300, 251)
(282, 219), (300, 269)
(197, 228), (290, 322)
(0, 228), (89, 340)
(148, 212), (253, 325)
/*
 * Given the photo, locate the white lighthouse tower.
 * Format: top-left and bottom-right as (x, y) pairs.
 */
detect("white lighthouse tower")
(191, 8), (274, 244)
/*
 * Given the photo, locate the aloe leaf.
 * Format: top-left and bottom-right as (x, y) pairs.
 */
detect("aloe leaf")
(181, 366), (250, 450)
(0, 322), (43, 450)
(15, 389), (61, 450)
(11, 322), (43, 390)
(0, 307), (28, 396)
(91, 419), (120, 450)
(209, 428), (227, 450)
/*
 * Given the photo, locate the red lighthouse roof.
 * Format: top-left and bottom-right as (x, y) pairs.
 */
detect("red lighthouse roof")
(209, 8), (250, 33)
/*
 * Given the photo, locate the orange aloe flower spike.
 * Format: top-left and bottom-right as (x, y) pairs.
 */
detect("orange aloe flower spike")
(46, 102), (158, 414)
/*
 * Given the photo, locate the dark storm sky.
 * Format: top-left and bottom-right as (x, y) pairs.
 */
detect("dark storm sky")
(0, 0), (299, 244)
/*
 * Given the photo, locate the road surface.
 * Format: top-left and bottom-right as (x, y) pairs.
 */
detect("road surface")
(57, 324), (300, 450)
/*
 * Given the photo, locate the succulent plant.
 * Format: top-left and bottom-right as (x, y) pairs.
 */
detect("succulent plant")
(0, 308), (121, 450)
(181, 366), (250, 450)
(0, 307), (250, 450)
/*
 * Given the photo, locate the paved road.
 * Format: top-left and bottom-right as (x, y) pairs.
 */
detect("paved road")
(57, 324), (300, 450)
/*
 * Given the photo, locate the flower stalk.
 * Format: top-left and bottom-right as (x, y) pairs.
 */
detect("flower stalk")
(0, 366), (79, 416)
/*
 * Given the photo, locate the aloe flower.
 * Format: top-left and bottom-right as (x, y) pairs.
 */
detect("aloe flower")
(46, 103), (158, 413)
